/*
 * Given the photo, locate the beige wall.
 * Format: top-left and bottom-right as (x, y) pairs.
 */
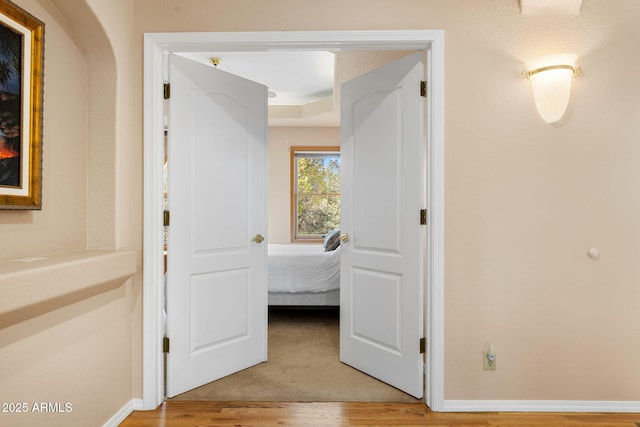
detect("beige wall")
(0, 0), (86, 257)
(133, 0), (640, 403)
(268, 127), (340, 243)
(0, 0), (139, 426)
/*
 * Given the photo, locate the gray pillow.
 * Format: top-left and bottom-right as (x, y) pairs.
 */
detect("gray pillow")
(323, 229), (341, 251)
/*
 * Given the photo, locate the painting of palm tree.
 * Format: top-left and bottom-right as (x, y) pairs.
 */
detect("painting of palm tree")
(0, 21), (22, 188)
(0, 0), (44, 209)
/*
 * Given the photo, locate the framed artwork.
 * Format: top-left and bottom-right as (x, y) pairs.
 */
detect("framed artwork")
(0, 0), (44, 209)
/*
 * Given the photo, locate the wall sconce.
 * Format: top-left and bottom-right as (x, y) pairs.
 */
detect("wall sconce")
(522, 54), (581, 124)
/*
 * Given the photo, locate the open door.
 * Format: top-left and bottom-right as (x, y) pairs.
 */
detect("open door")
(165, 54), (268, 398)
(340, 52), (425, 398)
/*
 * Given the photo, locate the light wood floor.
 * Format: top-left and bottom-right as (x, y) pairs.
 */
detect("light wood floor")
(119, 401), (640, 426)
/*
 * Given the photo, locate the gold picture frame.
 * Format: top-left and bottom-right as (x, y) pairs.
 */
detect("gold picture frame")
(0, 0), (44, 209)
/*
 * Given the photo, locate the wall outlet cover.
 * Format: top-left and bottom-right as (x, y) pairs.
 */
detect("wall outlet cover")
(483, 348), (496, 370)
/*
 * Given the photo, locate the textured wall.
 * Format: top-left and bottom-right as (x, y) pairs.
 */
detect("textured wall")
(133, 0), (640, 403)
(0, 1), (138, 426)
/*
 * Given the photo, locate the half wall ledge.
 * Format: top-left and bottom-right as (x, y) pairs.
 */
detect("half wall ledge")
(0, 249), (137, 328)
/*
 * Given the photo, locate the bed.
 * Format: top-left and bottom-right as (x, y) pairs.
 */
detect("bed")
(267, 243), (341, 306)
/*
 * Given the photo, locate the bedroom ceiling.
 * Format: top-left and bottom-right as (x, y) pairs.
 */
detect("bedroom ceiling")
(176, 49), (416, 127)
(178, 51), (335, 106)
(177, 51), (338, 127)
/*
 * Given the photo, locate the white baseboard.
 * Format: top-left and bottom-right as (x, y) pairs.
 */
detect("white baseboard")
(443, 399), (640, 413)
(103, 399), (144, 427)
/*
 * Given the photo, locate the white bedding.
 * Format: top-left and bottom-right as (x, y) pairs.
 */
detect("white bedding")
(267, 244), (340, 293)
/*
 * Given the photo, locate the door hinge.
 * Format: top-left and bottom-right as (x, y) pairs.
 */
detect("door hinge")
(420, 209), (427, 225)
(163, 210), (170, 227)
(163, 337), (170, 353)
(164, 82), (170, 100)
(420, 80), (427, 97)
(420, 337), (426, 354)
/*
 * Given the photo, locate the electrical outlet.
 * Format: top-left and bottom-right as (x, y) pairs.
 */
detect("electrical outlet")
(483, 346), (496, 370)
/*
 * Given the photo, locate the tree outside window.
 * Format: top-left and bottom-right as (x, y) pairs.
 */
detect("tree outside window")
(291, 146), (340, 242)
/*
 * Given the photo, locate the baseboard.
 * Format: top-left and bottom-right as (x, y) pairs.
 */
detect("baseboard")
(443, 400), (640, 413)
(103, 399), (144, 427)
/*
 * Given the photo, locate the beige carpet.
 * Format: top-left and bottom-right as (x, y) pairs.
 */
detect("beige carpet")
(170, 307), (421, 402)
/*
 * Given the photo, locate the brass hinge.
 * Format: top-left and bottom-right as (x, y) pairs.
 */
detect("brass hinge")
(163, 82), (170, 100)
(420, 80), (427, 97)
(163, 337), (170, 353)
(163, 210), (170, 227)
(420, 209), (427, 225)
(420, 337), (426, 354)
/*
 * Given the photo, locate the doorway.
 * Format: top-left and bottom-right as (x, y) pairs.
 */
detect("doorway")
(142, 30), (445, 411)
(168, 306), (422, 402)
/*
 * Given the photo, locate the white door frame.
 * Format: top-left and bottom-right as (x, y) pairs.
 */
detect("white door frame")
(142, 30), (445, 411)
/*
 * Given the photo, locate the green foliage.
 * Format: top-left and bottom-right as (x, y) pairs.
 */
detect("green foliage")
(0, 24), (21, 89)
(297, 195), (340, 236)
(295, 155), (340, 237)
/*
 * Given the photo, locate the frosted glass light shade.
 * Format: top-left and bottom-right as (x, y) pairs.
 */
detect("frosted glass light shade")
(525, 54), (578, 124)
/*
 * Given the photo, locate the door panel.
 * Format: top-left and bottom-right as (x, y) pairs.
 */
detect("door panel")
(166, 54), (268, 398)
(352, 269), (402, 352)
(352, 91), (401, 252)
(340, 52), (425, 398)
(190, 270), (249, 352)
(191, 91), (249, 252)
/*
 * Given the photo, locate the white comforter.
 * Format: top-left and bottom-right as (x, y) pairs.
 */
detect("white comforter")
(267, 244), (340, 293)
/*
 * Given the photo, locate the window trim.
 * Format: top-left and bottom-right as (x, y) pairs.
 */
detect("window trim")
(290, 145), (340, 243)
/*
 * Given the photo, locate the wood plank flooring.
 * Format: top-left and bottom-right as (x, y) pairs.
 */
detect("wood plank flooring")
(119, 401), (640, 426)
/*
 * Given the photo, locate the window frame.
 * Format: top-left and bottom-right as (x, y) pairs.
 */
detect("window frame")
(290, 145), (340, 243)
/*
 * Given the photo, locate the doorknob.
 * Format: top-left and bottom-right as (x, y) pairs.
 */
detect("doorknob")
(253, 234), (265, 244)
(339, 233), (349, 243)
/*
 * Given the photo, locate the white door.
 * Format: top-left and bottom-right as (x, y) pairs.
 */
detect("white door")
(340, 52), (426, 398)
(165, 54), (268, 398)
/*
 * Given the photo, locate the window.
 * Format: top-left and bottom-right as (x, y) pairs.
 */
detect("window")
(291, 146), (340, 242)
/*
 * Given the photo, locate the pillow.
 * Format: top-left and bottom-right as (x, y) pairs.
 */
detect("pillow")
(323, 229), (341, 252)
